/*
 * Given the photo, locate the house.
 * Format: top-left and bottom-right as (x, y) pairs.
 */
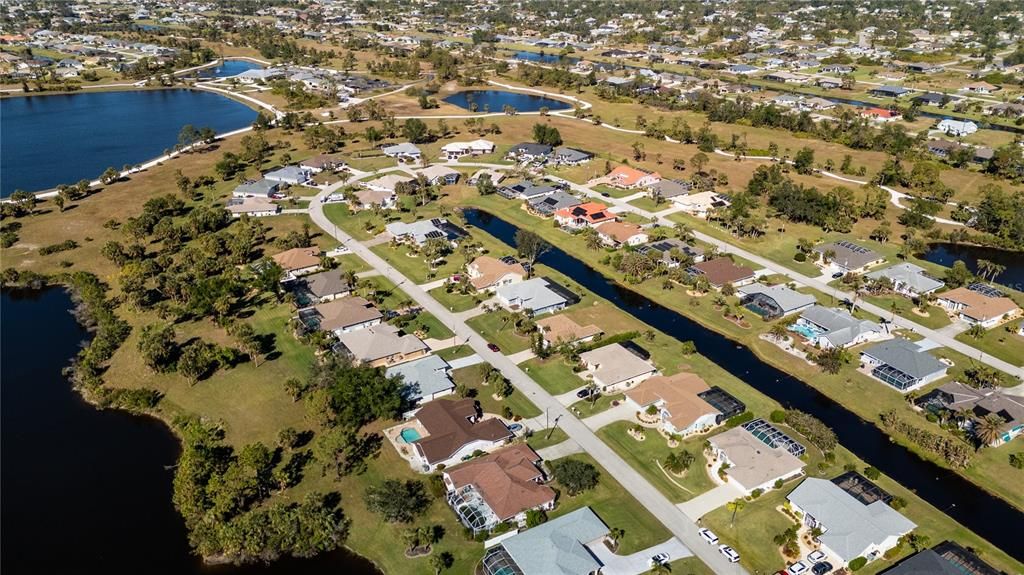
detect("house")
(225, 197), (281, 218)
(381, 142), (422, 160)
(495, 277), (573, 315)
(466, 256), (526, 291)
(649, 179), (692, 200)
(793, 305), (884, 349)
(300, 153), (347, 172)
(814, 241), (885, 274)
(535, 315), (602, 348)
(880, 544), (1001, 575)
(353, 188), (397, 210)
(935, 286), (1020, 328)
(272, 247), (322, 278)
(937, 119), (977, 137)
(708, 424), (806, 495)
(440, 139), (495, 159)
(263, 166), (312, 186)
(802, 96), (836, 111)
(594, 221), (649, 247)
(913, 92), (950, 106)
(232, 179), (280, 198)
(481, 507), (609, 575)
(443, 444), (555, 533)
(604, 165), (661, 189)
(506, 142), (553, 162)
(528, 190), (581, 216)
(416, 165), (460, 186)
(410, 398), (513, 470)
(905, 62), (941, 74)
(860, 338), (949, 392)
(234, 68), (285, 83)
(386, 218), (466, 248)
(386, 354), (455, 414)
(916, 382), (1024, 446)
(670, 190), (731, 218)
(554, 202), (617, 229)
(728, 63), (759, 75)
(816, 78), (843, 89)
(868, 85), (911, 98)
(292, 269), (352, 304)
(787, 477), (916, 566)
(763, 70), (809, 83)
(860, 107), (902, 122)
(737, 282), (817, 319)
(624, 372), (721, 436)
(498, 181), (558, 201)
(309, 296), (383, 336)
(961, 81), (998, 95)
(578, 343), (658, 393)
(865, 263), (944, 297)
(469, 169), (506, 186)
(687, 257), (756, 288)
(988, 102), (1024, 118)
(925, 139), (961, 158)
(551, 147), (593, 165)
(637, 238), (705, 267)
(362, 173), (415, 193)
(335, 323), (429, 367)
(821, 64), (854, 74)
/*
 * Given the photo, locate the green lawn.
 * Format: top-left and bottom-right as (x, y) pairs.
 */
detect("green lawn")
(371, 243), (457, 284)
(955, 323), (1024, 367)
(322, 203), (382, 241)
(393, 311), (455, 340)
(666, 557), (716, 575)
(429, 285), (482, 312)
(335, 253), (372, 274)
(861, 293), (952, 329)
(548, 453), (672, 555)
(596, 421), (717, 503)
(521, 356), (585, 394)
(436, 344), (477, 362)
(451, 363), (542, 419)
(570, 393), (624, 418)
(627, 196), (665, 212)
(466, 312), (534, 354)
(700, 489), (797, 574)
(526, 427), (570, 451)
(592, 183), (638, 198)
(355, 275), (412, 311)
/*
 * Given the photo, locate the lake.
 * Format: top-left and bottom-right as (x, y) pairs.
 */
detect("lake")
(512, 50), (579, 65)
(443, 90), (573, 113)
(0, 288), (380, 575)
(923, 243), (1024, 291)
(0, 89), (257, 196)
(194, 59), (264, 79)
(463, 208), (1024, 562)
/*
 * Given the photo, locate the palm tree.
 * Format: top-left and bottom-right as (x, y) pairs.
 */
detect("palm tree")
(726, 498), (746, 526)
(607, 527), (625, 551)
(769, 322), (789, 342)
(976, 259), (995, 281)
(648, 562), (671, 575)
(975, 414), (1005, 447)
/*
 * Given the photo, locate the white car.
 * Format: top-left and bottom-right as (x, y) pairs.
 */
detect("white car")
(698, 528), (719, 545)
(807, 550), (826, 564)
(649, 552), (670, 567)
(719, 545), (740, 563)
(787, 561), (809, 574)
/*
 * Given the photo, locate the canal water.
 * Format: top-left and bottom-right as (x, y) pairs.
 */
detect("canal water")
(193, 59), (264, 79)
(0, 88), (257, 196)
(443, 89), (573, 113)
(922, 243), (1024, 292)
(462, 208), (1024, 561)
(0, 288), (380, 575)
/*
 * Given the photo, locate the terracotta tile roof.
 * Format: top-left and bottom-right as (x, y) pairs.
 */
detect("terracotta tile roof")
(595, 221), (646, 244)
(414, 399), (513, 464)
(625, 372), (717, 431)
(468, 256), (526, 290)
(606, 165), (661, 187)
(445, 444), (554, 521)
(536, 315), (602, 345)
(688, 257), (754, 287)
(555, 202), (617, 225)
(271, 246), (321, 272)
(938, 287), (1020, 322)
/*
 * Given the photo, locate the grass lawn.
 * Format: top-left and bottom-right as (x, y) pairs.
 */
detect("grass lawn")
(335, 253), (372, 274)
(861, 293), (952, 329)
(955, 323), (1024, 367)
(355, 275), (412, 310)
(592, 183), (637, 199)
(393, 311), (455, 340)
(451, 363), (542, 419)
(465, 312), (534, 354)
(371, 243), (456, 285)
(436, 344), (477, 362)
(526, 427), (570, 451)
(627, 195), (665, 212)
(597, 421), (717, 503)
(322, 203), (381, 241)
(428, 285), (482, 312)
(666, 557), (716, 575)
(570, 393), (625, 418)
(700, 489), (797, 574)
(521, 356), (585, 395)
(548, 453), (672, 555)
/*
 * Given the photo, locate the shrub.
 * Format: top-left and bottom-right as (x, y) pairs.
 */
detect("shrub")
(552, 459), (600, 495)
(849, 557), (868, 571)
(863, 466), (881, 480)
(794, 251), (807, 262)
(750, 488), (764, 499)
(770, 410), (787, 423)
(786, 410), (837, 452)
(725, 411), (754, 428)
(774, 478), (784, 489)
(1009, 453), (1024, 469)
(889, 496), (907, 510)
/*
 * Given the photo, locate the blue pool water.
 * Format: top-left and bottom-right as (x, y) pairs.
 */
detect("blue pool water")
(788, 323), (819, 339)
(400, 428), (422, 443)
(442, 90), (573, 113)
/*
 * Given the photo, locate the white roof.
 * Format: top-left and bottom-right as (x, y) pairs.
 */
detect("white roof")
(579, 343), (657, 386)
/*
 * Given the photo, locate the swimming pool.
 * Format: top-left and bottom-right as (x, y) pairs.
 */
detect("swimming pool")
(400, 428), (422, 443)
(788, 323), (820, 340)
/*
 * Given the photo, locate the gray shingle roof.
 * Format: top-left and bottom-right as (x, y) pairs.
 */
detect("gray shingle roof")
(737, 283), (816, 313)
(496, 277), (569, 313)
(386, 355), (454, 403)
(528, 190), (581, 215)
(865, 263), (944, 295)
(860, 339), (947, 379)
(800, 305), (882, 348)
(500, 507), (608, 575)
(881, 550), (966, 575)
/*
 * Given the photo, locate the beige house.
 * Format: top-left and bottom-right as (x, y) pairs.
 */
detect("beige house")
(335, 324), (429, 367)
(312, 296), (382, 336)
(708, 426), (806, 495)
(467, 256), (526, 291)
(578, 343), (658, 393)
(536, 315), (602, 348)
(272, 247), (322, 278)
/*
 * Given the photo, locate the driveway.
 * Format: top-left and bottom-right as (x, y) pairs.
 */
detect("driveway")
(581, 402), (634, 431)
(554, 387), (586, 406)
(676, 482), (745, 522)
(448, 353), (484, 370)
(536, 438), (584, 460)
(506, 349), (536, 364)
(588, 537), (692, 575)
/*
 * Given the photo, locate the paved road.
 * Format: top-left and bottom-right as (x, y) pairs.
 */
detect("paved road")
(308, 181), (749, 575)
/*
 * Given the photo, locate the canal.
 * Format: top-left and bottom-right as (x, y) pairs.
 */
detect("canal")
(462, 208), (1024, 562)
(922, 243), (1024, 292)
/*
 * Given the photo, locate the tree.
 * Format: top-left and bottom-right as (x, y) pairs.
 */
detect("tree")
(100, 166), (120, 185)
(531, 123), (562, 146)
(975, 414), (1006, 447)
(178, 340), (218, 384)
(726, 498), (745, 526)
(138, 324), (177, 373)
(690, 152), (709, 174)
(313, 426), (375, 477)
(551, 459), (599, 495)
(514, 230), (550, 278)
(429, 551), (453, 574)
(227, 321), (265, 367)
(402, 118), (429, 144)
(793, 147), (815, 174)
(943, 260), (974, 288)
(364, 479), (431, 523)
(769, 322), (789, 342)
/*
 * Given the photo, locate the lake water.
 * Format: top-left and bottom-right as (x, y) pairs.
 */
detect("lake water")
(194, 59), (264, 79)
(443, 89), (573, 113)
(0, 288), (381, 575)
(512, 51), (579, 65)
(463, 209), (1024, 562)
(0, 89), (257, 196)
(922, 243), (1024, 291)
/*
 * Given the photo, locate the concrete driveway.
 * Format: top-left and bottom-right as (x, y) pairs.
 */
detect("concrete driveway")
(676, 482), (745, 522)
(588, 537), (692, 575)
(581, 402), (634, 431)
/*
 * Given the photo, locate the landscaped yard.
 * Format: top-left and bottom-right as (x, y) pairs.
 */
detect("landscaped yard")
(428, 285), (482, 312)
(466, 312), (534, 354)
(955, 323), (1024, 367)
(393, 311), (455, 340)
(861, 293), (952, 329)
(627, 195), (666, 213)
(451, 362), (542, 419)
(521, 355), (585, 395)
(700, 489), (797, 574)
(526, 426), (570, 451)
(569, 393), (624, 418)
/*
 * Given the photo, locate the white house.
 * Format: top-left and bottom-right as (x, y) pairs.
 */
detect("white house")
(578, 343), (658, 393)
(708, 425), (806, 495)
(440, 139), (495, 159)
(936, 119), (978, 137)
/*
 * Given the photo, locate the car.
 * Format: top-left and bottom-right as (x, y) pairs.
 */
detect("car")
(806, 551), (826, 564)
(811, 562), (833, 575)
(487, 343), (501, 353)
(576, 387), (599, 399)
(698, 528), (719, 545)
(508, 423), (523, 433)
(601, 192), (610, 197)
(831, 271), (844, 279)
(649, 552), (670, 566)
(787, 561), (809, 575)
(719, 545), (740, 563)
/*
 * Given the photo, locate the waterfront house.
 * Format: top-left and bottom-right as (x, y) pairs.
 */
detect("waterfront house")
(787, 477), (916, 567)
(335, 323), (429, 367)
(410, 398), (513, 470)
(935, 286), (1020, 328)
(498, 181), (559, 201)
(443, 444), (555, 533)
(686, 257), (755, 288)
(916, 382), (1024, 446)
(637, 239), (704, 268)
(495, 277), (572, 315)
(595, 221), (649, 247)
(708, 424), (806, 495)
(763, 70), (810, 83)
(440, 139), (495, 159)
(535, 315), (602, 348)
(469, 169), (506, 186)
(578, 343), (658, 393)
(860, 107), (902, 122)
(308, 296), (383, 337)
(624, 372), (721, 436)
(793, 305), (884, 349)
(381, 142), (422, 160)
(937, 119), (977, 137)
(416, 165), (460, 186)
(225, 197), (281, 218)
(466, 256), (526, 291)
(386, 354), (455, 415)
(527, 190), (581, 216)
(880, 544), (1001, 575)
(272, 246), (322, 278)
(385, 218), (467, 248)
(864, 263), (944, 297)
(554, 202), (617, 229)
(960, 81), (998, 95)
(263, 165), (313, 186)
(481, 507), (609, 575)
(737, 282), (816, 319)
(868, 85), (911, 98)
(814, 240), (885, 274)
(859, 338), (948, 392)
(506, 143), (553, 162)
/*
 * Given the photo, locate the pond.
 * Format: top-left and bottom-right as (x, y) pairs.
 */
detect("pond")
(922, 243), (1024, 292)
(193, 59), (264, 79)
(0, 288), (380, 575)
(462, 208), (1024, 562)
(0, 88), (257, 196)
(512, 51), (579, 65)
(442, 90), (573, 113)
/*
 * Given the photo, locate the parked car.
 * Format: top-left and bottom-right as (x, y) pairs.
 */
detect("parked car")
(719, 545), (740, 563)
(649, 552), (670, 566)
(806, 551), (826, 564)
(812, 562), (833, 575)
(576, 387), (599, 399)
(698, 528), (719, 545)
(787, 561), (809, 575)
(508, 423), (523, 433)
(831, 271), (844, 279)
(487, 343), (501, 352)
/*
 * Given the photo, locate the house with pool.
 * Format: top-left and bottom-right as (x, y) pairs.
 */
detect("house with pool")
(482, 507), (610, 575)
(624, 372), (724, 437)
(859, 338), (948, 392)
(791, 305), (885, 349)
(737, 282), (816, 320)
(405, 398), (514, 471)
(578, 343), (658, 393)
(916, 382), (1024, 447)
